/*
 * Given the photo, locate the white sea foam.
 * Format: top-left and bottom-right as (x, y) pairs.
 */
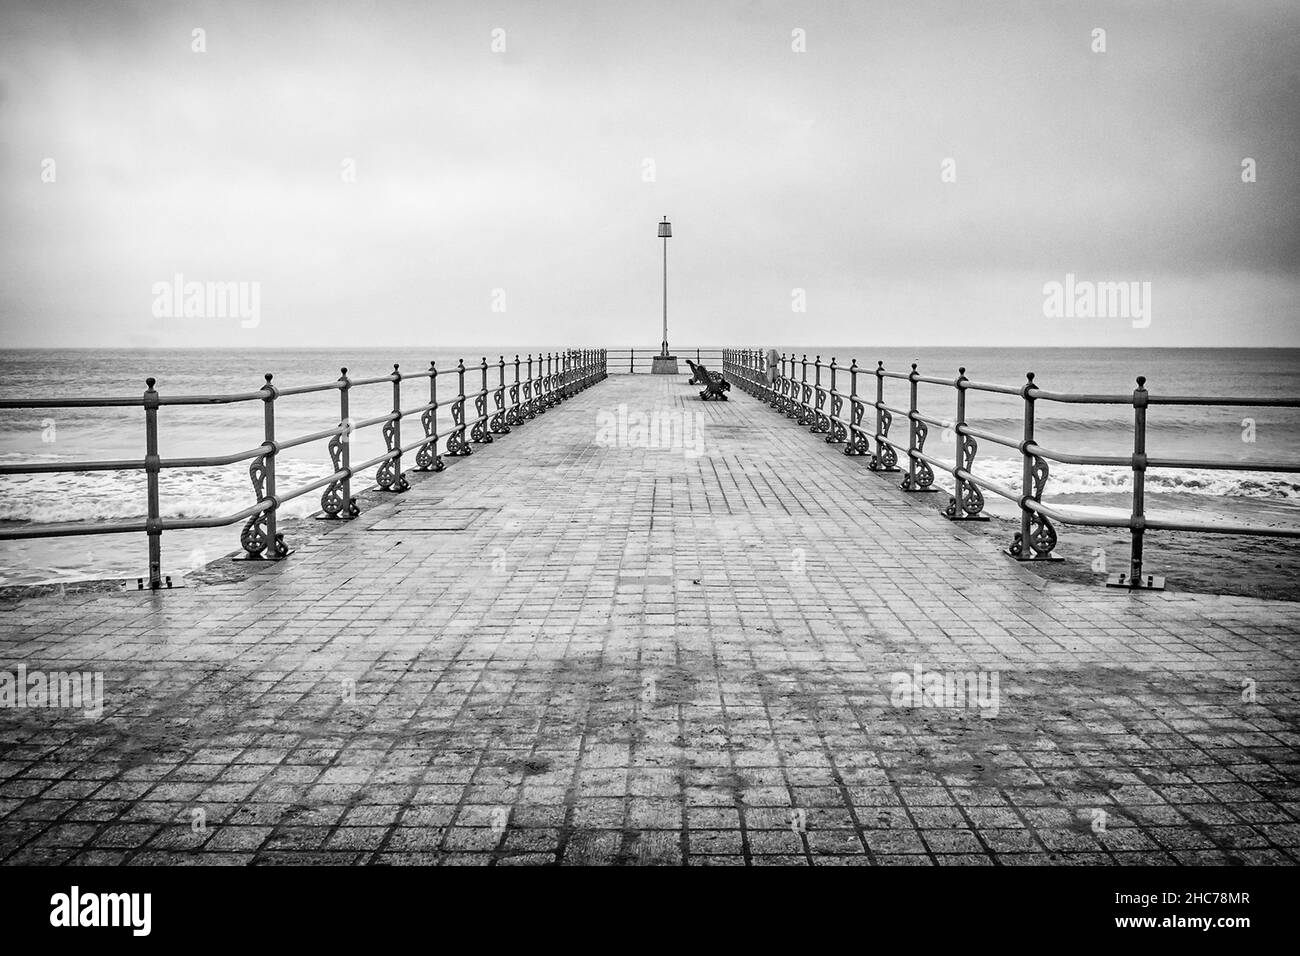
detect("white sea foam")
(0, 460), (342, 523)
(921, 458), (1300, 501)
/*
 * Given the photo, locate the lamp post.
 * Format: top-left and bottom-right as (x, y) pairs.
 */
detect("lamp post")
(651, 216), (678, 374)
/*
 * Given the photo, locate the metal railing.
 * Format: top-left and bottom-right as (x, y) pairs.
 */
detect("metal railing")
(0, 349), (607, 589)
(606, 347), (724, 374)
(723, 348), (1300, 590)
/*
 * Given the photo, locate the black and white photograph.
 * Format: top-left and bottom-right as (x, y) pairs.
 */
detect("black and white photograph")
(0, 0), (1295, 938)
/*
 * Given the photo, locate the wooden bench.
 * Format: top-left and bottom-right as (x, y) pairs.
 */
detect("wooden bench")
(693, 361), (730, 401)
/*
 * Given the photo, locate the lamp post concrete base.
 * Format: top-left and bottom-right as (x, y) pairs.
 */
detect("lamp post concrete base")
(651, 355), (679, 374)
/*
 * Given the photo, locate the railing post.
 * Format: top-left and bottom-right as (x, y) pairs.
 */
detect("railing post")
(810, 356), (827, 433)
(340, 369), (353, 507)
(524, 353), (534, 418)
(239, 373), (287, 560)
(630, 347), (635, 374)
(844, 360), (870, 457)
(785, 354), (798, 419)
(321, 367), (360, 517)
(471, 357), (492, 443)
(416, 361), (445, 472)
(377, 364), (409, 490)
(777, 353), (788, 412)
(264, 373), (278, 548)
(507, 354), (523, 426)
(903, 363), (919, 487)
(1007, 372), (1058, 561)
(797, 355), (812, 425)
(536, 353), (547, 412)
(491, 355), (510, 434)
(826, 357), (846, 443)
(1109, 376), (1163, 589)
(1129, 376), (1147, 583)
(943, 368), (987, 521)
(538, 353), (548, 410)
(143, 378), (163, 588)
(900, 363), (935, 492)
(871, 361), (899, 472)
(448, 359), (471, 455)
(1016, 373), (1035, 554)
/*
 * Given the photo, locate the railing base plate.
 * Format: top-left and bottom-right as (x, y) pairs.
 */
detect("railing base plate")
(232, 550), (294, 563)
(1106, 573), (1166, 591)
(131, 575), (184, 590)
(1005, 550), (1064, 562)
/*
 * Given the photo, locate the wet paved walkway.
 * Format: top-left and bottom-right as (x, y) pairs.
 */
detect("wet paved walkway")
(2, 373), (1298, 865)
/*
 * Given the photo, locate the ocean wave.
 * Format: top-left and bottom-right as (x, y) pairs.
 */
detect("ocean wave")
(961, 459), (1300, 500)
(0, 461), (345, 524)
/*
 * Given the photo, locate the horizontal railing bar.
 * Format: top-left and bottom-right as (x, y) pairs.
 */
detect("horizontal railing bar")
(398, 435), (437, 456)
(960, 380), (1024, 396)
(161, 446), (267, 469)
(913, 375), (959, 387)
(1021, 498), (1300, 538)
(274, 381), (344, 397)
(1023, 499), (1128, 529)
(913, 449), (957, 475)
(911, 411), (948, 430)
(351, 411), (399, 430)
(0, 518), (149, 538)
(0, 458), (146, 475)
(159, 501), (269, 531)
(350, 449), (399, 473)
(1143, 514), (1300, 536)
(955, 424), (1022, 450)
(1026, 389), (1133, 405)
(1147, 395), (1300, 408)
(275, 472), (345, 506)
(1146, 456), (1300, 473)
(1025, 443), (1131, 467)
(348, 374), (399, 387)
(0, 397), (145, 409)
(277, 426), (343, 453)
(876, 435), (909, 455)
(155, 391), (269, 406)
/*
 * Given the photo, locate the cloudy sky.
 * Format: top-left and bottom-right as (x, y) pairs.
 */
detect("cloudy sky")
(1, 0), (1296, 349)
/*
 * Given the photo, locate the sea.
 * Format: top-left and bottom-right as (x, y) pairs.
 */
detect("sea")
(1, 346), (1297, 586)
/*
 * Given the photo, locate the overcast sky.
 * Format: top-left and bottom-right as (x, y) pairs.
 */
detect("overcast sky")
(1, 0), (1297, 349)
